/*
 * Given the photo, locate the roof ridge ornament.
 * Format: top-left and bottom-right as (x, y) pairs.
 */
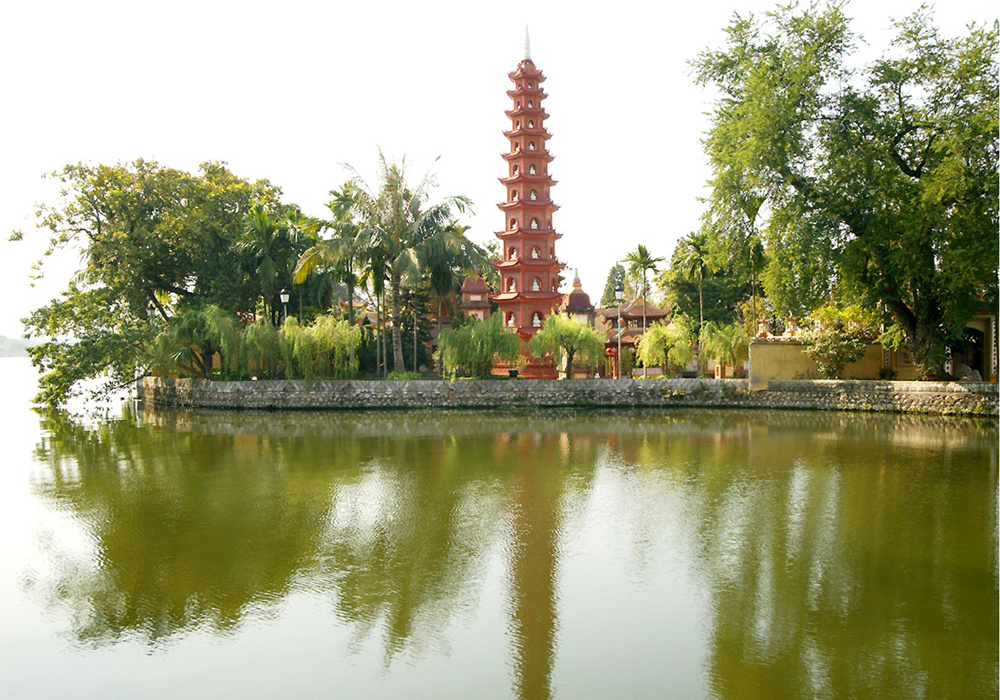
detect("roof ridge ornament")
(523, 26), (531, 62)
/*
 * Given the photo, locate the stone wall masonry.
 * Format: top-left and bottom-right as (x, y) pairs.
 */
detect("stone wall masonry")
(138, 377), (999, 417)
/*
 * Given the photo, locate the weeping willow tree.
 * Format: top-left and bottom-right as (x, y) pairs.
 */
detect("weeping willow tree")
(636, 318), (696, 376)
(699, 321), (749, 376)
(150, 305), (242, 379)
(437, 315), (520, 380)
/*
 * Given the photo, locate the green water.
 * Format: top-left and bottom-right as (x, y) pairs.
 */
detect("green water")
(0, 358), (996, 699)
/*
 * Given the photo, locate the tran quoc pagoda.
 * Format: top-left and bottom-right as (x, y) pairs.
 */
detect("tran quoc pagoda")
(490, 31), (566, 378)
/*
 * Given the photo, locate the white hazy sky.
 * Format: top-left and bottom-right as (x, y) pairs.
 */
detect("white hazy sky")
(0, 0), (994, 338)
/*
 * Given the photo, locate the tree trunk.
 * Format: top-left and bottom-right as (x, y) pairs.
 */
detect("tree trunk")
(698, 275), (705, 376)
(565, 349), (575, 379)
(390, 272), (404, 373)
(641, 273), (648, 379)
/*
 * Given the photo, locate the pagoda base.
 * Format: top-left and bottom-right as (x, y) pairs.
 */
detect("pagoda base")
(492, 356), (557, 380)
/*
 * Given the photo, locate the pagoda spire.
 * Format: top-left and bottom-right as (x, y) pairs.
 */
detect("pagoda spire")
(523, 26), (532, 62)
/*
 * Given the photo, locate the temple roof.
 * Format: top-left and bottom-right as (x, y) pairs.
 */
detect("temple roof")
(461, 275), (490, 294)
(601, 294), (670, 320)
(562, 270), (594, 313)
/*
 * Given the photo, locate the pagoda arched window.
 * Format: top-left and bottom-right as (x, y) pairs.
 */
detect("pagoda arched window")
(513, 143), (520, 152)
(530, 245), (540, 259)
(531, 278), (542, 291)
(515, 120), (520, 129)
(528, 100), (534, 108)
(507, 312), (516, 327)
(510, 190), (518, 201)
(516, 101), (521, 108)
(506, 278), (517, 292)
(552, 280), (558, 292)
(509, 218), (517, 230)
(532, 312), (543, 327)
(512, 165), (519, 175)
(530, 190), (537, 200)
(527, 82), (533, 88)
(528, 120), (535, 128)
(530, 218), (539, 229)
(528, 142), (536, 151)
(529, 165), (537, 174)
(508, 247), (517, 260)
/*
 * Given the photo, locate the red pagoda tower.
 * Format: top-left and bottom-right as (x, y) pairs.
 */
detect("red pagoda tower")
(492, 32), (565, 362)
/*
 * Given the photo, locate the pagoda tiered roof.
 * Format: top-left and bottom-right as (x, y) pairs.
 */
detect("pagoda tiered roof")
(491, 290), (563, 304)
(501, 150), (554, 163)
(497, 199), (560, 212)
(508, 60), (546, 82)
(498, 173), (556, 185)
(492, 257), (566, 270)
(504, 107), (550, 120)
(503, 127), (552, 140)
(495, 228), (563, 240)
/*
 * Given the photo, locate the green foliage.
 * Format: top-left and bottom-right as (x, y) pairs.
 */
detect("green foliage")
(802, 304), (878, 379)
(695, 5), (999, 375)
(345, 151), (474, 373)
(24, 286), (159, 406)
(437, 314), (520, 379)
(150, 305), (242, 378)
(600, 263), (627, 308)
(309, 314), (362, 379)
(636, 318), (695, 375)
(22, 160), (282, 405)
(699, 321), (749, 368)
(243, 319), (281, 378)
(625, 245), (664, 294)
(386, 371), (424, 381)
(529, 314), (605, 378)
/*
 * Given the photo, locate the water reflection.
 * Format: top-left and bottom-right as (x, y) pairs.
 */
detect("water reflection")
(27, 407), (997, 698)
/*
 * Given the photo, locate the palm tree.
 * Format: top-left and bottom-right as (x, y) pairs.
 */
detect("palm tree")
(344, 152), (472, 373)
(676, 231), (718, 373)
(243, 205), (286, 324)
(625, 244), (664, 377)
(293, 186), (362, 325)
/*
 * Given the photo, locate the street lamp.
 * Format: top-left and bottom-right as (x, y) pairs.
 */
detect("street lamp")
(614, 283), (624, 380)
(279, 289), (290, 323)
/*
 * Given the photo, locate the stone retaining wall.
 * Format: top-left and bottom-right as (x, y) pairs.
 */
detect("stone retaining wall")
(138, 377), (998, 416)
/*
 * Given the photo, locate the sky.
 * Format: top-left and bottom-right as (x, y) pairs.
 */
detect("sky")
(0, 0), (994, 338)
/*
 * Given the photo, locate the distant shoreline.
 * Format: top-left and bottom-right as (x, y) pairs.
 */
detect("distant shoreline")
(0, 337), (29, 358)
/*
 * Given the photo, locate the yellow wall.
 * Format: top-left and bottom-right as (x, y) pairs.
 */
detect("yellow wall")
(749, 340), (886, 389)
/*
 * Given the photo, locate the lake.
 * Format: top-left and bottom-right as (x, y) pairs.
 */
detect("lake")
(0, 357), (995, 699)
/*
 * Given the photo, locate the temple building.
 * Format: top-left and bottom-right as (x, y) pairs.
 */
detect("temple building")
(491, 33), (565, 377)
(561, 270), (595, 327)
(458, 275), (492, 322)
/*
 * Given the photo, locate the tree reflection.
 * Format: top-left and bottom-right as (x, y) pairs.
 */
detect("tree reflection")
(26, 407), (997, 698)
(675, 414), (999, 699)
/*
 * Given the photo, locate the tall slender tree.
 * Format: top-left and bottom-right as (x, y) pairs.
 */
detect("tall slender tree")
(625, 244), (664, 377)
(676, 231), (718, 373)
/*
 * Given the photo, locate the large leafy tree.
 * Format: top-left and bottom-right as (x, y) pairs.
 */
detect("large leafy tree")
(695, 3), (999, 377)
(21, 160), (281, 404)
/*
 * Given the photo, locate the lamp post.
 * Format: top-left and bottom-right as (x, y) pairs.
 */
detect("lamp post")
(279, 289), (290, 324)
(614, 283), (624, 379)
